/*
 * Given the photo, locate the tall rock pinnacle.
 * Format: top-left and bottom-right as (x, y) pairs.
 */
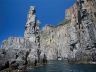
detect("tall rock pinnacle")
(24, 6), (41, 63)
(1, 1), (96, 68)
(24, 6), (40, 43)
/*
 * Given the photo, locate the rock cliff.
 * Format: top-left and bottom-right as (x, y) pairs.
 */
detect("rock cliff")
(40, 0), (96, 62)
(0, 0), (96, 71)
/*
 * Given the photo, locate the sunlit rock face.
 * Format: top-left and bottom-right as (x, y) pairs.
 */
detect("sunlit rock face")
(1, 0), (96, 66)
(41, 25), (62, 59)
(40, 3), (79, 60)
(24, 6), (36, 39)
(1, 37), (26, 49)
(40, 19), (78, 60)
(40, 0), (96, 61)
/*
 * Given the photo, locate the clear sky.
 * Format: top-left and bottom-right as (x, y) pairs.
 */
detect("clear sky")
(0, 0), (75, 45)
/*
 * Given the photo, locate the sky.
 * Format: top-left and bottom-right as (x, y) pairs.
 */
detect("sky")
(0, 0), (75, 45)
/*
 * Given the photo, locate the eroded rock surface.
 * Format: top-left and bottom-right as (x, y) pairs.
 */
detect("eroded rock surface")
(1, 0), (96, 71)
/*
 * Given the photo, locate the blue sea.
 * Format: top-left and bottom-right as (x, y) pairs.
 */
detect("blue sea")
(28, 61), (96, 72)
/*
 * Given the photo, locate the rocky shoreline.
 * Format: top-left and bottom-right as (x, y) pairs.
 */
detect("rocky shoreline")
(0, 63), (46, 72)
(0, 47), (96, 72)
(1, 0), (96, 71)
(0, 48), (47, 72)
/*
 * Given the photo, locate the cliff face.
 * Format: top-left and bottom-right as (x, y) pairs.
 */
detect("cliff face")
(40, 0), (96, 61)
(0, 1), (96, 70)
(40, 22), (72, 60)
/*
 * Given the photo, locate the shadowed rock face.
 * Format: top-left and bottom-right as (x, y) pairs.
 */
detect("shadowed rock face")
(0, 48), (29, 71)
(1, 0), (96, 71)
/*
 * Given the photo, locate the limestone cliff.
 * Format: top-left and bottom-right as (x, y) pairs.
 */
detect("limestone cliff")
(0, 0), (96, 71)
(40, 0), (96, 62)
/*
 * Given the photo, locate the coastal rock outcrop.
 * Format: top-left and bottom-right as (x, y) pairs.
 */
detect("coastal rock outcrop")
(40, 0), (96, 62)
(0, 48), (29, 71)
(0, 0), (96, 71)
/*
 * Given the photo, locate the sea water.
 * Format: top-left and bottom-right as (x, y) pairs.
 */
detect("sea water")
(28, 60), (96, 72)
